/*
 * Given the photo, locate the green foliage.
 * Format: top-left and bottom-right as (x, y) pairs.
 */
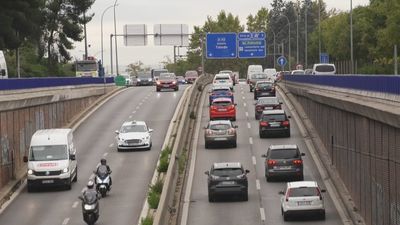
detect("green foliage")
(150, 180), (163, 195)
(178, 149), (187, 174)
(147, 191), (160, 209)
(157, 146), (172, 173)
(141, 216), (153, 225)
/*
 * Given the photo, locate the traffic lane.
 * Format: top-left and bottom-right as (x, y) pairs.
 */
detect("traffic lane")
(240, 83), (344, 224)
(67, 86), (188, 225)
(0, 86), (186, 225)
(187, 85), (263, 225)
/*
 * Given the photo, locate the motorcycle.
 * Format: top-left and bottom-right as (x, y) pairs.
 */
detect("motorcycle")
(94, 165), (112, 197)
(78, 190), (99, 225)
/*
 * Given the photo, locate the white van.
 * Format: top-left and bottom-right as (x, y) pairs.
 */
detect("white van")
(263, 68), (277, 80)
(0, 50), (8, 79)
(24, 129), (78, 192)
(247, 65), (263, 82)
(312, 63), (336, 75)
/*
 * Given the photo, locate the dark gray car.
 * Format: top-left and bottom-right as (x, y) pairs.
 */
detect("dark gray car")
(262, 144), (305, 181)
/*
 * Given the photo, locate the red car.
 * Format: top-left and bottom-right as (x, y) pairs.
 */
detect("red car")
(185, 70), (198, 84)
(209, 97), (236, 121)
(156, 73), (178, 92)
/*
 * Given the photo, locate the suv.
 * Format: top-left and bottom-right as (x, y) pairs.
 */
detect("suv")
(254, 97), (282, 120)
(205, 162), (249, 202)
(261, 145), (305, 181)
(280, 181), (326, 221)
(115, 121), (153, 151)
(254, 80), (275, 99)
(259, 109), (291, 138)
(248, 72), (268, 92)
(213, 73), (234, 90)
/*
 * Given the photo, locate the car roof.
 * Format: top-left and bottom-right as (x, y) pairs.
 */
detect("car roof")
(208, 120), (232, 125)
(258, 97), (278, 101)
(211, 86), (231, 90)
(213, 162), (242, 169)
(269, 144), (298, 150)
(122, 120), (146, 126)
(262, 109), (285, 115)
(214, 73), (231, 78)
(212, 97), (232, 103)
(287, 181), (318, 188)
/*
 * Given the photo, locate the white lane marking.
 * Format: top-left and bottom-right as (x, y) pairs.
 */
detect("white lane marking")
(241, 91), (244, 94)
(109, 143), (114, 148)
(62, 218), (70, 225)
(249, 137), (253, 145)
(243, 102), (247, 107)
(247, 122), (251, 129)
(260, 208), (266, 221)
(252, 156), (256, 165)
(129, 115), (133, 119)
(81, 187), (86, 193)
(139, 102), (143, 106)
(136, 106), (140, 109)
(245, 112), (249, 117)
(103, 152), (108, 157)
(72, 201), (79, 208)
(132, 111), (136, 114)
(242, 96), (245, 100)
(256, 179), (261, 190)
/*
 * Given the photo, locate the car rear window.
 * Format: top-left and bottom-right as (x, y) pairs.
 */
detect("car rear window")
(315, 65), (335, 72)
(212, 168), (243, 177)
(258, 98), (279, 105)
(213, 101), (232, 106)
(215, 76), (229, 80)
(257, 83), (273, 88)
(209, 124), (231, 130)
(251, 74), (267, 79)
(288, 187), (319, 197)
(270, 149), (299, 159)
(261, 114), (286, 121)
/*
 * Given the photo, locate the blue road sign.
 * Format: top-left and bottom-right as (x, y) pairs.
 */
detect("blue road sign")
(320, 53), (329, 63)
(238, 32), (266, 58)
(277, 56), (287, 67)
(206, 33), (237, 59)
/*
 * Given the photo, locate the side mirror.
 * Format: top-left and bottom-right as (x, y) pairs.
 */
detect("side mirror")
(245, 169), (250, 174)
(234, 103), (237, 106)
(321, 189), (326, 193)
(278, 191), (285, 195)
(78, 196), (83, 200)
(279, 102), (283, 105)
(204, 171), (210, 176)
(109, 171), (113, 174)
(301, 153), (305, 156)
(233, 125), (238, 128)
(23, 156), (28, 162)
(148, 129), (153, 133)
(287, 116), (291, 119)
(203, 126), (207, 129)
(70, 154), (76, 160)
(115, 130), (119, 134)
(261, 154), (267, 158)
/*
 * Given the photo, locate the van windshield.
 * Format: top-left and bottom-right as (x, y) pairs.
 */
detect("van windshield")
(29, 145), (68, 161)
(315, 65), (335, 72)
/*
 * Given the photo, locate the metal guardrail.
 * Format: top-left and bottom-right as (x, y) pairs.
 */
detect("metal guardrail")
(0, 77), (114, 90)
(284, 75), (400, 95)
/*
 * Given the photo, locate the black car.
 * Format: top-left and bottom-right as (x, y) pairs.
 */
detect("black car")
(261, 144), (305, 181)
(254, 81), (275, 99)
(136, 72), (154, 86)
(259, 109), (291, 138)
(254, 97), (282, 120)
(205, 162), (249, 202)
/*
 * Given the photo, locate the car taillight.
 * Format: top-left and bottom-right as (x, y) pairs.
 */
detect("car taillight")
(260, 121), (269, 126)
(293, 159), (302, 165)
(229, 105), (235, 110)
(255, 88), (259, 91)
(206, 130), (213, 135)
(282, 121), (290, 126)
(275, 105), (281, 109)
(210, 106), (217, 111)
(227, 128), (235, 135)
(172, 81), (176, 84)
(256, 106), (263, 110)
(267, 159), (276, 166)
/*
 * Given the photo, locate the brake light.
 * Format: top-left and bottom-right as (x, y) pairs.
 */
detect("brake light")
(293, 159), (302, 165)
(229, 104), (235, 110)
(256, 106), (263, 110)
(267, 159), (276, 166)
(260, 121), (269, 126)
(282, 121), (290, 126)
(156, 81), (161, 85)
(255, 88), (259, 91)
(206, 130), (213, 135)
(210, 106), (217, 111)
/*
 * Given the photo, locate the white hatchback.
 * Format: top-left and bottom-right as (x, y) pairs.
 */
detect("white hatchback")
(213, 73), (234, 90)
(280, 181), (326, 221)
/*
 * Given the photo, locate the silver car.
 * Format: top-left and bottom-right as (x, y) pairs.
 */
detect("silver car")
(204, 120), (237, 148)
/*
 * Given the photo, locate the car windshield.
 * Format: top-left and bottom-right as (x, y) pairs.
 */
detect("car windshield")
(209, 124), (231, 130)
(270, 149), (299, 159)
(83, 190), (98, 204)
(315, 65), (335, 72)
(289, 187), (319, 197)
(121, 124), (147, 133)
(251, 73), (267, 79)
(213, 101), (232, 106)
(257, 83), (273, 88)
(258, 98), (279, 105)
(215, 76), (229, 80)
(138, 73), (151, 78)
(212, 168), (243, 177)
(29, 145), (68, 161)
(76, 62), (97, 71)
(160, 74), (175, 79)
(261, 114), (286, 121)
(185, 71), (198, 77)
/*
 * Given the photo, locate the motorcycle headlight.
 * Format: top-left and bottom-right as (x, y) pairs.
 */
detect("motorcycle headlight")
(84, 204), (96, 210)
(27, 169), (33, 175)
(62, 168), (69, 173)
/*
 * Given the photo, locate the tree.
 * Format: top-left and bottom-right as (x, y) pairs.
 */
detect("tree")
(126, 60), (144, 76)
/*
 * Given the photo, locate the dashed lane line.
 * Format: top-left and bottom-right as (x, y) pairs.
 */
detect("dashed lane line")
(132, 111), (136, 114)
(129, 115), (133, 119)
(249, 137), (253, 145)
(103, 152), (108, 157)
(62, 218), (70, 225)
(256, 179), (261, 190)
(243, 102), (247, 107)
(245, 112), (249, 117)
(72, 201), (79, 208)
(260, 208), (266, 221)
(247, 122), (251, 129)
(109, 143), (114, 148)
(252, 156), (256, 165)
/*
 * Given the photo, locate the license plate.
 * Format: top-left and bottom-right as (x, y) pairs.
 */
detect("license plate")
(298, 201), (312, 206)
(270, 122), (280, 127)
(218, 109), (227, 111)
(214, 137), (227, 141)
(264, 107), (273, 110)
(42, 180), (54, 184)
(163, 85), (170, 87)
(275, 166), (292, 170)
(221, 181), (235, 185)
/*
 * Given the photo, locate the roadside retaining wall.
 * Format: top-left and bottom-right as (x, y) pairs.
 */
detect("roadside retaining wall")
(281, 81), (400, 225)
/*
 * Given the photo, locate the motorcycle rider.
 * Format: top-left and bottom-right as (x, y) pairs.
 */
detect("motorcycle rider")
(95, 158), (112, 188)
(79, 180), (100, 224)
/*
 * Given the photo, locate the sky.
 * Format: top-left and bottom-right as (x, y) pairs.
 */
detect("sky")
(71, 0), (369, 73)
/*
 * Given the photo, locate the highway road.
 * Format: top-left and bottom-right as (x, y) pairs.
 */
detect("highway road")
(0, 85), (188, 225)
(185, 82), (345, 225)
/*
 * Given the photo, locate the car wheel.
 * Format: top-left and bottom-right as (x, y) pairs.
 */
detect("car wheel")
(242, 193), (248, 201)
(208, 194), (215, 202)
(175, 87), (178, 91)
(27, 183), (35, 193)
(283, 212), (290, 221)
(255, 114), (259, 120)
(147, 142), (152, 151)
(266, 175), (272, 182)
(286, 130), (291, 137)
(232, 117), (236, 121)
(65, 180), (72, 190)
(254, 95), (257, 100)
(259, 131), (264, 138)
(205, 142), (210, 149)
(156, 88), (160, 92)
(320, 211), (326, 220)
(298, 174), (304, 181)
(73, 167), (78, 182)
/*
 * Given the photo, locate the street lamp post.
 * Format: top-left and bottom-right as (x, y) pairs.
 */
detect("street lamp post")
(278, 15), (291, 70)
(318, 0), (321, 62)
(270, 30), (276, 68)
(350, 0), (354, 74)
(305, 3), (308, 68)
(113, 0), (119, 75)
(101, 4), (115, 73)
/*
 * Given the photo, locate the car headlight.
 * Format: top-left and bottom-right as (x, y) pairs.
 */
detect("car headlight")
(27, 169), (33, 175)
(148, 78), (152, 81)
(84, 204), (96, 210)
(137, 79), (141, 81)
(62, 168), (69, 173)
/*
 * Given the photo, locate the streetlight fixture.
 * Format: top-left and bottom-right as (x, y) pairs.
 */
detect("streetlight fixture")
(101, 4), (116, 72)
(113, 0), (119, 75)
(350, 0), (354, 74)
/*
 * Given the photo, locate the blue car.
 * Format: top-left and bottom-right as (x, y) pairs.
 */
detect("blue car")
(209, 86), (234, 105)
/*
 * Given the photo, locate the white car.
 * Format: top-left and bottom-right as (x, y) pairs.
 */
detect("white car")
(115, 121), (153, 151)
(280, 181), (326, 221)
(213, 73), (234, 90)
(312, 63), (336, 75)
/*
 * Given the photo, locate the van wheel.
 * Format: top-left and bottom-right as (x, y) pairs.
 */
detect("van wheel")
(73, 167), (78, 182)
(65, 182), (72, 190)
(242, 193), (248, 201)
(27, 184), (35, 193)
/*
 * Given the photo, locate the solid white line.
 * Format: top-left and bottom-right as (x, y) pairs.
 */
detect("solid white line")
(132, 110), (136, 114)
(72, 201), (79, 208)
(109, 143), (114, 148)
(247, 122), (251, 129)
(243, 102), (247, 107)
(62, 218), (70, 225)
(103, 152), (108, 157)
(256, 179), (261, 190)
(260, 208), (266, 221)
(249, 137), (253, 145)
(129, 115), (132, 119)
(245, 112), (249, 117)
(252, 156), (256, 165)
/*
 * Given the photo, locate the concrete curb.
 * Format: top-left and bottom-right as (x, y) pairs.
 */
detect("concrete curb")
(277, 84), (366, 225)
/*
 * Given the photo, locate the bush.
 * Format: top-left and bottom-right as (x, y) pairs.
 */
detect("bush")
(150, 180), (163, 194)
(190, 111), (196, 119)
(157, 157), (169, 173)
(148, 191), (160, 209)
(178, 150), (187, 174)
(141, 216), (153, 225)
